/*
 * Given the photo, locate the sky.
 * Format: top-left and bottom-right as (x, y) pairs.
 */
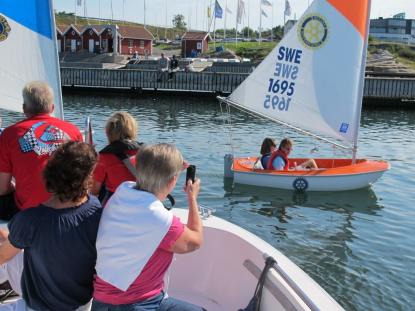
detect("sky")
(55, 0), (415, 32)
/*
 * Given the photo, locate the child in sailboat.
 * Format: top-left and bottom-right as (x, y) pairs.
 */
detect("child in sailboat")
(268, 138), (318, 171)
(253, 137), (277, 169)
(92, 144), (205, 311)
(0, 141), (102, 311)
(91, 111), (141, 206)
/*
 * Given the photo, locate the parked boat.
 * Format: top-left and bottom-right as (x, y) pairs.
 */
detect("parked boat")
(219, 0), (390, 191)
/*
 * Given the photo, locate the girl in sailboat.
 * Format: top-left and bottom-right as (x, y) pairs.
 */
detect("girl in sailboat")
(268, 138), (318, 171)
(92, 144), (205, 311)
(91, 111), (141, 205)
(253, 137), (277, 169)
(0, 141), (102, 311)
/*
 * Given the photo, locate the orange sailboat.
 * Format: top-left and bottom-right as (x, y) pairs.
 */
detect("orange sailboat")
(220, 0), (390, 191)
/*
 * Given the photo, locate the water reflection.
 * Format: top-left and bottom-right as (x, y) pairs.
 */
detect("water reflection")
(224, 181), (381, 216)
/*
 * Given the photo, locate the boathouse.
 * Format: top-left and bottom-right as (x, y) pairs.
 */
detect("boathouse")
(82, 26), (101, 53)
(62, 25), (82, 52)
(56, 25), (66, 53)
(118, 25), (154, 56)
(56, 24), (153, 55)
(181, 31), (211, 57)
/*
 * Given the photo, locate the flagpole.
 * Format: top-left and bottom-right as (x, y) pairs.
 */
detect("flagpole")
(165, 0), (168, 39)
(213, 16), (216, 49)
(224, 0), (227, 41)
(271, 0), (274, 41)
(247, 0), (250, 39)
(259, 0), (262, 44)
(235, 0), (238, 47)
(144, 0), (146, 29)
(74, 0), (77, 25)
(98, 0), (101, 24)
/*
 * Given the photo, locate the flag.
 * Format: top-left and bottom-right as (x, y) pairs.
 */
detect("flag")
(208, 6), (211, 18)
(0, 0), (63, 117)
(226, 7), (232, 14)
(261, 0), (272, 7)
(284, 0), (291, 16)
(215, 0), (223, 18)
(261, 9), (268, 17)
(77, 0), (82, 6)
(237, 0), (245, 24)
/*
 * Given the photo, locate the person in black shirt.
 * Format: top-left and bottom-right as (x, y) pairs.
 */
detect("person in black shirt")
(0, 141), (102, 311)
(168, 54), (179, 80)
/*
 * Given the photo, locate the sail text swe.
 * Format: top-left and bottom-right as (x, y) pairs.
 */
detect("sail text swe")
(264, 46), (302, 112)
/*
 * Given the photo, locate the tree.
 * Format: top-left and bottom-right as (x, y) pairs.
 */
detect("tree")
(172, 14), (187, 30)
(241, 27), (255, 38)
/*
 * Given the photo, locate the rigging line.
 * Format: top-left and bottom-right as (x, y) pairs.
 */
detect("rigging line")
(217, 96), (351, 151)
(219, 100), (234, 155)
(226, 103), (236, 155)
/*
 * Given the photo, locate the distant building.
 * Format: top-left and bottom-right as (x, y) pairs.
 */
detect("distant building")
(181, 31), (211, 58)
(370, 17), (415, 45)
(56, 24), (154, 55)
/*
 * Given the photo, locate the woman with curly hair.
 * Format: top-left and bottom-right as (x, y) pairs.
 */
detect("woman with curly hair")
(0, 141), (102, 311)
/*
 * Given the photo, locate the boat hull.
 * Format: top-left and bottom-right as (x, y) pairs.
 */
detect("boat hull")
(168, 209), (344, 311)
(232, 157), (390, 191)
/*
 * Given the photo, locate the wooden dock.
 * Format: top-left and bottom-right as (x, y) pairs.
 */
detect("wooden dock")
(60, 67), (415, 100)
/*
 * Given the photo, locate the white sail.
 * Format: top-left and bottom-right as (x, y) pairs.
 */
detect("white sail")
(0, 0), (63, 118)
(229, 0), (370, 147)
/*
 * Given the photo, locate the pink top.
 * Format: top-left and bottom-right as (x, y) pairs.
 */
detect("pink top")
(93, 216), (184, 304)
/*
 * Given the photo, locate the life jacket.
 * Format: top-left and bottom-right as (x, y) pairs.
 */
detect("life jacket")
(260, 152), (272, 169)
(267, 149), (289, 170)
(98, 140), (142, 204)
(99, 139), (142, 159)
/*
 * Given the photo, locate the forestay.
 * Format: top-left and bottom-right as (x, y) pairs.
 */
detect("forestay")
(0, 0), (63, 118)
(228, 0), (370, 148)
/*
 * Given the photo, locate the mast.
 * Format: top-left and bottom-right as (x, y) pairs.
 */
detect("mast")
(49, 0), (64, 119)
(352, 0), (372, 163)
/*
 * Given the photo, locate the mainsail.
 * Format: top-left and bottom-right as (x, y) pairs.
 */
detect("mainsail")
(228, 0), (370, 148)
(0, 0), (63, 118)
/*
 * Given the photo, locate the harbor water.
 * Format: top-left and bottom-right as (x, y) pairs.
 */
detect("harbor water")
(1, 93), (414, 311)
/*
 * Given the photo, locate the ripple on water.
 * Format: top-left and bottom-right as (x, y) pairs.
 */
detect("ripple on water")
(1, 96), (415, 311)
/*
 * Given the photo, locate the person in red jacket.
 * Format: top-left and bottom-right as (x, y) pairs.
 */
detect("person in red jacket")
(0, 81), (83, 220)
(91, 111), (141, 205)
(268, 138), (318, 171)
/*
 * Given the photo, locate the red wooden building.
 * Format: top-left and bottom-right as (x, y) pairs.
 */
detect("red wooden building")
(118, 25), (153, 56)
(81, 26), (101, 53)
(56, 24), (153, 56)
(62, 25), (82, 52)
(181, 31), (211, 57)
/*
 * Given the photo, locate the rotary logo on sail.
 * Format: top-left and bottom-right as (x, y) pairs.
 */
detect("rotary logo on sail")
(0, 15), (11, 42)
(297, 13), (329, 49)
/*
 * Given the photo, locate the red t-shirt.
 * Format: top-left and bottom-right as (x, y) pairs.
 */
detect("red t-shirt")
(93, 150), (137, 193)
(0, 114), (83, 209)
(93, 216), (184, 304)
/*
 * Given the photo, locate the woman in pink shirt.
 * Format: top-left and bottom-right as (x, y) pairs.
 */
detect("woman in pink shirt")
(92, 144), (205, 311)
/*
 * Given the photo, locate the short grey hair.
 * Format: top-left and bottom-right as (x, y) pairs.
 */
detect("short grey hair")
(136, 144), (183, 194)
(22, 81), (54, 114)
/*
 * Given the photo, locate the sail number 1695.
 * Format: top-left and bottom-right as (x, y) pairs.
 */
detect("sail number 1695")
(264, 95), (291, 111)
(268, 79), (295, 96)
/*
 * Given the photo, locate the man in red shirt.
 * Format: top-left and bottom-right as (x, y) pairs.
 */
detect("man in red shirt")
(0, 81), (83, 220)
